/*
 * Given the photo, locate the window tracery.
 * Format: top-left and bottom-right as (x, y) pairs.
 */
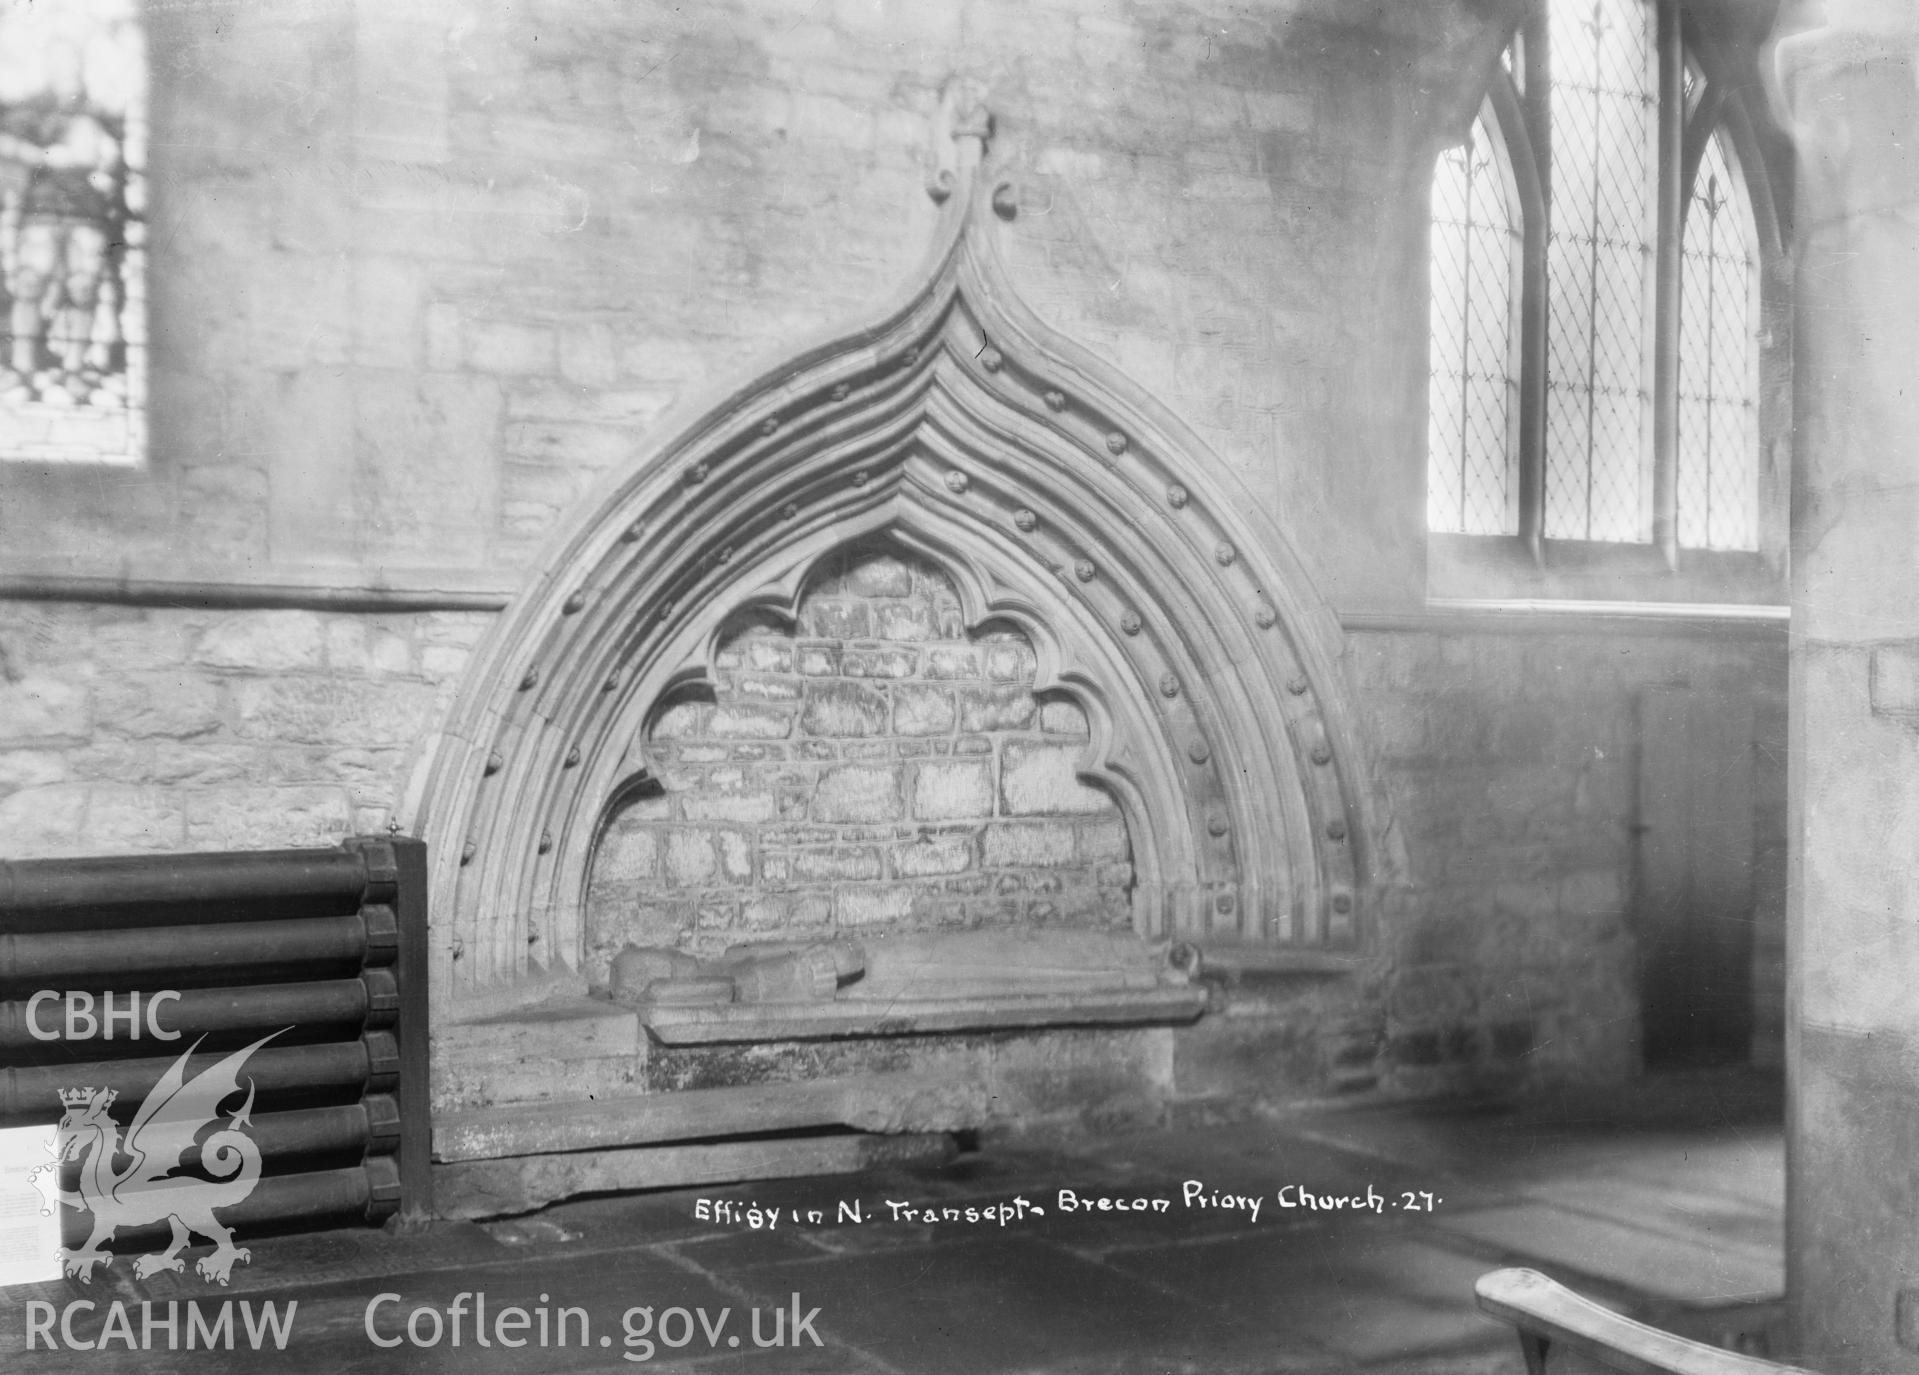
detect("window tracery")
(1427, 0), (1775, 575)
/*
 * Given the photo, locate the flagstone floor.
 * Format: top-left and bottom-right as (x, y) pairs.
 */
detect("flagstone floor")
(1, 1067), (1785, 1374)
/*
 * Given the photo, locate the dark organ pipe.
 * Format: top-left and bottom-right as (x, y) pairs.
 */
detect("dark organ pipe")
(0, 1034), (401, 1121)
(0, 972), (399, 1052)
(32, 1100), (405, 1181)
(64, 1159), (405, 1250)
(0, 911), (384, 988)
(4, 839), (429, 1231)
(171, 1098), (402, 1171)
(0, 849), (377, 928)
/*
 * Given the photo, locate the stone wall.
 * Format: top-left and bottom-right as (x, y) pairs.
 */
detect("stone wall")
(584, 546), (1131, 986)
(0, 0), (1791, 1121)
(0, 600), (486, 855)
(1350, 625), (1789, 1090)
(1170, 623), (1787, 1106)
(1, 0), (1510, 608)
(0, 596), (1786, 1103)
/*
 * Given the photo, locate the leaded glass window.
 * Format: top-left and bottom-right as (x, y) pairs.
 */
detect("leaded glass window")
(1543, 0), (1656, 543)
(1677, 132), (1759, 552)
(1427, 0), (1778, 571)
(1429, 113), (1521, 536)
(0, 0), (146, 466)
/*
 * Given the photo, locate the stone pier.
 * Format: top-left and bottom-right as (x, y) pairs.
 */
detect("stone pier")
(1776, 3), (1919, 1368)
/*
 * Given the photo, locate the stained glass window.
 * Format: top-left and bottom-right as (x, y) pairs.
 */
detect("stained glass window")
(1429, 114), (1522, 536)
(0, 0), (146, 466)
(1677, 132), (1760, 551)
(1543, 0), (1657, 543)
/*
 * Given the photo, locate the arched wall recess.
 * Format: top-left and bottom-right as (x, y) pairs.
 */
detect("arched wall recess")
(405, 108), (1392, 1006)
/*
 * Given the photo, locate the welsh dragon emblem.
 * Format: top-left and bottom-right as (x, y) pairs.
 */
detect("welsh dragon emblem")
(28, 1031), (279, 1285)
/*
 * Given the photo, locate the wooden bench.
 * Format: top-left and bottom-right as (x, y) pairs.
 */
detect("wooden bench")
(1475, 1268), (1817, 1375)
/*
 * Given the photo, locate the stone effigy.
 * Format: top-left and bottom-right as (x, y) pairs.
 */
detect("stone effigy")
(608, 940), (867, 1007)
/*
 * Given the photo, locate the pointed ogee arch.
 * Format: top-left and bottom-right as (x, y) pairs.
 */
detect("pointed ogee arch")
(407, 129), (1387, 1002)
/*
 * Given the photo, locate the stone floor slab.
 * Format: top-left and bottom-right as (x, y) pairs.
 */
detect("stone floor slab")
(1098, 1227), (1510, 1361)
(1431, 1201), (1783, 1303)
(707, 1232), (1294, 1375)
(0, 1069), (1785, 1375)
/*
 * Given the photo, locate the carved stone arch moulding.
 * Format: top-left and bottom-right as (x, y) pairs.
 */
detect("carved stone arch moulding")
(406, 126), (1391, 1003)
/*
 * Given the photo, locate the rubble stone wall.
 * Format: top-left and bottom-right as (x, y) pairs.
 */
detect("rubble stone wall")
(585, 546), (1132, 986)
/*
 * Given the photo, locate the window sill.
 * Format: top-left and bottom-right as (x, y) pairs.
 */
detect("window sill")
(1427, 532), (1787, 607)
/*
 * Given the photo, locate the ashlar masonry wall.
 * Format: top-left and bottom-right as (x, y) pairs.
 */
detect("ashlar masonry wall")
(585, 546), (1131, 986)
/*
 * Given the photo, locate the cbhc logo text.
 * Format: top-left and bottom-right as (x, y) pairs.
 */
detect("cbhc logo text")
(26, 991), (181, 1041)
